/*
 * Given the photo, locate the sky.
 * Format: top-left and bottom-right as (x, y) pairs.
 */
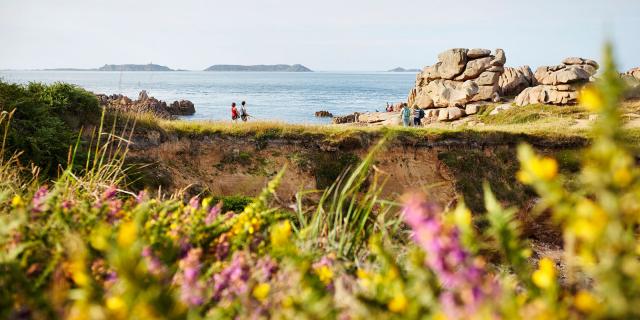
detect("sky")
(1, 0), (639, 71)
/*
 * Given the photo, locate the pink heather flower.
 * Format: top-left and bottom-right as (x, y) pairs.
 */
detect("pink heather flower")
(175, 248), (205, 306)
(61, 200), (73, 211)
(188, 196), (200, 211)
(142, 246), (166, 277)
(205, 202), (223, 225)
(402, 193), (498, 318)
(136, 190), (148, 204)
(102, 185), (118, 200)
(214, 234), (230, 261)
(256, 256), (278, 282)
(31, 186), (49, 214)
(212, 252), (250, 302)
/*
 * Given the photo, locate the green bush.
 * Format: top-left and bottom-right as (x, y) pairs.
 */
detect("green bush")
(0, 80), (99, 174)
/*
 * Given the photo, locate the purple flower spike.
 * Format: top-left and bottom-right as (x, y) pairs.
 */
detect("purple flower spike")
(402, 193), (499, 318)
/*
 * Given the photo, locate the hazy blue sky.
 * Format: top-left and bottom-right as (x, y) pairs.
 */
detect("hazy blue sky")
(1, 0), (639, 71)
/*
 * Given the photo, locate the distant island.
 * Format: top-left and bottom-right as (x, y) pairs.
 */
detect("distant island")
(387, 67), (421, 72)
(98, 64), (173, 71)
(204, 64), (312, 72)
(43, 64), (174, 72)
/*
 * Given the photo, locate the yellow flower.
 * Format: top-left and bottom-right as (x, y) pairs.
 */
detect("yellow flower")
(252, 283), (271, 302)
(69, 261), (90, 286)
(517, 170), (533, 184)
(11, 195), (24, 208)
(613, 167), (632, 187)
(282, 296), (294, 308)
(455, 206), (472, 228)
(117, 221), (137, 247)
(579, 86), (603, 112)
(529, 157), (558, 181)
(106, 296), (126, 311)
(574, 290), (598, 312)
(270, 220), (292, 247)
(532, 258), (556, 289)
(316, 265), (333, 285)
(202, 197), (212, 209)
(570, 199), (607, 243)
(388, 293), (408, 313)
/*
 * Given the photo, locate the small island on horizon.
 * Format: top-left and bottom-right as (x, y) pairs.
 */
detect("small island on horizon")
(45, 63), (174, 72)
(204, 64), (312, 72)
(387, 67), (421, 72)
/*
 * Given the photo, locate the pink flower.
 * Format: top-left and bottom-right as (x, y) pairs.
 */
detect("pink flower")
(402, 193), (498, 318)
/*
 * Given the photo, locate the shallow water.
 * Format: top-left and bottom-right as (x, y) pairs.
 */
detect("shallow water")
(0, 71), (416, 124)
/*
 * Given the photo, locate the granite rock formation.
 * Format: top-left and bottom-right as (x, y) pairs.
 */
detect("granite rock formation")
(407, 48), (506, 112)
(515, 58), (599, 106)
(96, 90), (195, 119)
(499, 66), (536, 96)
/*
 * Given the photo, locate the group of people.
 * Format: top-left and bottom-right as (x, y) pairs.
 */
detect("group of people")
(387, 102), (425, 127)
(401, 103), (425, 127)
(231, 101), (250, 122)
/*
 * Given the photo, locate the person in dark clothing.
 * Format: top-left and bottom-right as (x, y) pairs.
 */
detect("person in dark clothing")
(240, 101), (249, 121)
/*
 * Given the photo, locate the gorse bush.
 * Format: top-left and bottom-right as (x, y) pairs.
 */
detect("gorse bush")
(0, 80), (99, 174)
(2, 43), (640, 319)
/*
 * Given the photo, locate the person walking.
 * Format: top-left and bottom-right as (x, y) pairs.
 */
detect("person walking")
(240, 101), (249, 122)
(231, 102), (239, 122)
(401, 103), (411, 127)
(413, 106), (422, 126)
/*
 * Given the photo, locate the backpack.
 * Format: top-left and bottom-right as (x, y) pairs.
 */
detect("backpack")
(419, 109), (425, 119)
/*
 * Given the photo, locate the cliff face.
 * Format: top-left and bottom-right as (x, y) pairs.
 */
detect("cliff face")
(125, 130), (585, 212)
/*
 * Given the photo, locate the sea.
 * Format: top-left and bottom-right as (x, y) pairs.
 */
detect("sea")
(0, 71), (417, 124)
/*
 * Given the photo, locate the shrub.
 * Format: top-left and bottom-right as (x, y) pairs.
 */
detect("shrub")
(0, 80), (99, 174)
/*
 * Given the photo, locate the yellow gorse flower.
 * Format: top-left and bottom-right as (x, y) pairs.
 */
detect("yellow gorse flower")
(517, 155), (558, 184)
(252, 283), (271, 302)
(532, 258), (556, 289)
(388, 292), (408, 313)
(315, 265), (333, 285)
(117, 221), (137, 247)
(106, 296), (126, 311)
(11, 195), (24, 208)
(270, 220), (292, 247)
(574, 290), (598, 313)
(579, 86), (603, 112)
(569, 199), (607, 243)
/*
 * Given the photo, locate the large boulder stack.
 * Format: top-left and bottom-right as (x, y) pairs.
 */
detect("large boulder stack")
(408, 48), (506, 110)
(515, 57), (598, 106)
(499, 66), (536, 96)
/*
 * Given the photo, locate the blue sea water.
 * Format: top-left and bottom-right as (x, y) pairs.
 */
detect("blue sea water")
(0, 71), (416, 124)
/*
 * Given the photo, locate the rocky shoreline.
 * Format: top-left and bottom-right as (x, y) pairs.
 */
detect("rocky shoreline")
(96, 90), (195, 119)
(331, 47), (640, 126)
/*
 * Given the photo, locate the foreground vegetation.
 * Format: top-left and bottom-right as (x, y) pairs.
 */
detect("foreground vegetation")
(2, 45), (640, 319)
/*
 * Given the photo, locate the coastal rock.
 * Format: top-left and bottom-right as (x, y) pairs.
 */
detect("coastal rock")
(437, 48), (468, 79)
(96, 90), (196, 118)
(467, 48), (492, 59)
(624, 67), (640, 81)
(622, 67), (640, 99)
(408, 48), (506, 110)
(436, 107), (464, 122)
(515, 85), (579, 106)
(515, 57), (598, 106)
(168, 100), (196, 116)
(499, 66), (536, 96)
(332, 113), (357, 124)
(315, 110), (334, 117)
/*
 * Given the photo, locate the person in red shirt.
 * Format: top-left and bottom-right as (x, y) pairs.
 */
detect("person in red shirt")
(231, 102), (239, 121)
